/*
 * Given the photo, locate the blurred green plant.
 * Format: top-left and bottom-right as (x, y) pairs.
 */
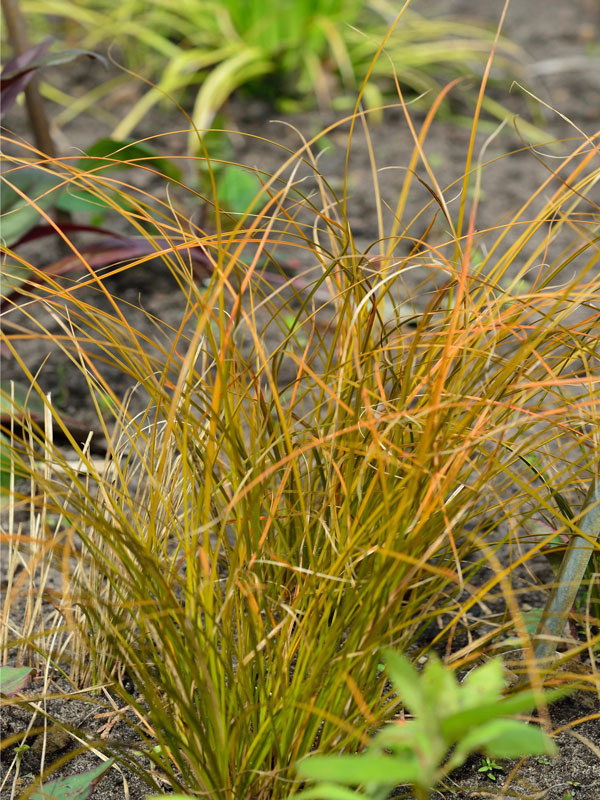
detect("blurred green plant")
(0, 3), (202, 304)
(143, 655), (563, 800)
(0, 664), (36, 695)
(21, 0), (540, 147)
(292, 653), (561, 800)
(0, 135), (204, 317)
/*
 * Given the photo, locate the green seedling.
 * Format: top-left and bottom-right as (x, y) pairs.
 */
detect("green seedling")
(1, 137), (181, 252)
(292, 654), (560, 800)
(1, 13), (187, 306)
(478, 757), (503, 781)
(10, 742), (31, 799)
(28, 760), (114, 800)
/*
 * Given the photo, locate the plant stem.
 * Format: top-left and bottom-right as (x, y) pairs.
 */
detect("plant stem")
(1, 0), (56, 157)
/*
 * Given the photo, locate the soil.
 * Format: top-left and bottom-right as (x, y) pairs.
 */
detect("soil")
(1, 0), (599, 798)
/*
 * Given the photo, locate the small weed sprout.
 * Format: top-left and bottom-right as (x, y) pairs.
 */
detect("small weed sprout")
(478, 757), (504, 781)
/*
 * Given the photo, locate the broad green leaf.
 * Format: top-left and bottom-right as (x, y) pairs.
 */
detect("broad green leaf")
(0, 166), (65, 247)
(459, 658), (504, 709)
(455, 718), (556, 761)
(196, 124), (235, 164)
(0, 380), (47, 416)
(441, 687), (568, 742)
(0, 261), (33, 295)
(297, 753), (422, 785)
(382, 650), (425, 717)
(76, 139), (181, 182)
(422, 656), (458, 716)
(29, 759), (114, 800)
(0, 377), (44, 499)
(293, 785), (363, 800)
(54, 189), (113, 215)
(1, 432), (15, 495)
(0, 431), (29, 506)
(217, 164), (263, 214)
(374, 720), (422, 750)
(0, 665), (36, 696)
(374, 720), (441, 768)
(520, 608), (546, 635)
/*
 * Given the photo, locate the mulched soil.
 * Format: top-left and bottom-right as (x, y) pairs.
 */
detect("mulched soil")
(2, 0), (599, 797)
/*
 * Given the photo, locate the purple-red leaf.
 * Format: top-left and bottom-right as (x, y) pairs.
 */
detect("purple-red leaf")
(0, 41), (107, 118)
(12, 223), (126, 249)
(2, 232), (212, 310)
(0, 38), (52, 114)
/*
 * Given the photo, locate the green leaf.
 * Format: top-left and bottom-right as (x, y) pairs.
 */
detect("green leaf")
(459, 658), (505, 709)
(0, 665), (36, 696)
(456, 719), (556, 761)
(1, 380), (46, 416)
(441, 687), (568, 742)
(1, 432), (17, 497)
(297, 753), (422, 785)
(293, 785), (363, 800)
(54, 189), (112, 215)
(422, 656), (458, 716)
(76, 139), (181, 182)
(520, 608), (546, 635)
(0, 166), (65, 247)
(29, 759), (114, 800)
(217, 164), (263, 214)
(382, 650), (425, 718)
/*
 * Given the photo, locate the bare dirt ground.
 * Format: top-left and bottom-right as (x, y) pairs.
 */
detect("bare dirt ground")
(2, 0), (599, 797)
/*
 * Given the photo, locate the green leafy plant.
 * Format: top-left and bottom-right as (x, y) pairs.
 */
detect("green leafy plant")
(478, 756), (504, 782)
(0, 133), (215, 335)
(292, 654), (559, 800)
(22, 0), (541, 146)
(0, 2), (197, 306)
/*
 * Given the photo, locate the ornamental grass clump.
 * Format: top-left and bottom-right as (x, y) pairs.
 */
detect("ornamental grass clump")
(1, 28), (599, 800)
